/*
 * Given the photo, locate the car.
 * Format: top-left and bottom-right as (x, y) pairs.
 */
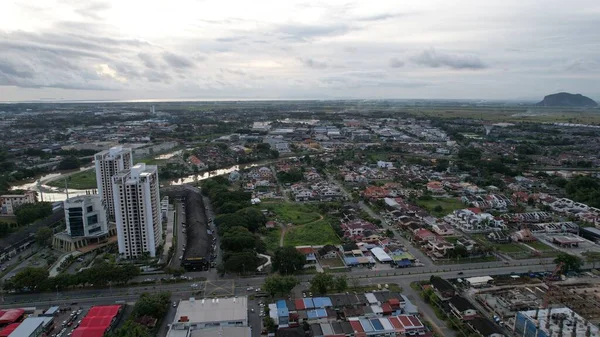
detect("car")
(251, 308), (255, 313)
(302, 292), (306, 298)
(255, 287), (261, 292)
(247, 287), (254, 291)
(458, 272), (464, 275)
(61, 321), (67, 327)
(173, 302), (177, 308)
(179, 256), (183, 260)
(67, 322), (73, 327)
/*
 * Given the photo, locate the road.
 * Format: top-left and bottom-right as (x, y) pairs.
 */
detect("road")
(170, 202), (185, 269)
(0, 261), (576, 337)
(0, 261), (562, 309)
(202, 193), (221, 273)
(357, 200), (435, 267)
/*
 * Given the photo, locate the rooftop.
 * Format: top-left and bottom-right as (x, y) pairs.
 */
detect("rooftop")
(174, 297), (248, 324)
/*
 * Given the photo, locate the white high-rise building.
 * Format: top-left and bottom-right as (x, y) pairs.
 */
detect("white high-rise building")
(112, 163), (163, 258)
(95, 146), (133, 219)
(63, 195), (108, 237)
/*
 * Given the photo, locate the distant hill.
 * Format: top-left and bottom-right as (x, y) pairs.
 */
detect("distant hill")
(537, 92), (598, 107)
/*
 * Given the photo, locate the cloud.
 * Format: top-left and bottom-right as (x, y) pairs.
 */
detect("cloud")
(138, 53), (158, 69)
(389, 58), (405, 68)
(220, 68), (246, 76)
(357, 12), (414, 22)
(277, 23), (351, 41)
(411, 49), (486, 70)
(162, 52), (195, 69)
(300, 57), (328, 69)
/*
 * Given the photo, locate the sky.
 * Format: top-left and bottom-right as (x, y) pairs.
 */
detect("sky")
(0, 0), (599, 102)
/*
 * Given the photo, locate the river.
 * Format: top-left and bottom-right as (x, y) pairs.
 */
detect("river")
(11, 162), (263, 202)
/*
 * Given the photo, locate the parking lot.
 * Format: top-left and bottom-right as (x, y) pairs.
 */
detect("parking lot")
(49, 305), (89, 337)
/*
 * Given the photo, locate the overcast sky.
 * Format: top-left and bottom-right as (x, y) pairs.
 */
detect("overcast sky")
(1, 0), (599, 101)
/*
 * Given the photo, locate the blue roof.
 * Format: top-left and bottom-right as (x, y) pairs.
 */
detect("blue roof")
(401, 295), (419, 315)
(344, 257), (359, 265)
(313, 297), (333, 308)
(360, 318), (374, 332)
(276, 300), (287, 309)
(44, 306), (59, 315)
(316, 308), (327, 317)
(395, 259), (411, 266)
(370, 319), (384, 331)
(304, 298), (315, 309)
(307, 310), (319, 319)
(277, 308), (289, 317)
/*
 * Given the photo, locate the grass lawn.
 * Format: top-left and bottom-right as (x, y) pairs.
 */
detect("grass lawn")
(283, 219), (340, 246)
(138, 158), (167, 165)
(417, 198), (465, 217)
(263, 228), (281, 253)
(319, 256), (346, 268)
(263, 202), (322, 225)
(525, 241), (554, 251)
(48, 169), (97, 189)
(495, 244), (528, 253)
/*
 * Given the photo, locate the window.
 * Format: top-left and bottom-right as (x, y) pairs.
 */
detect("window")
(86, 205), (93, 213)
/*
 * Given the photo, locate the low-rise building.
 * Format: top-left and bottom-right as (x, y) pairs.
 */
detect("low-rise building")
(0, 191), (37, 216)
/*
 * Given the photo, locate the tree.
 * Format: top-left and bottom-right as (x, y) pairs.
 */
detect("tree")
(131, 292), (171, 320)
(433, 205), (444, 213)
(14, 202), (52, 226)
(310, 273), (334, 295)
(220, 227), (259, 252)
(35, 227), (53, 246)
(6, 267), (49, 292)
(58, 156), (81, 170)
(223, 251), (259, 274)
(554, 253), (583, 273)
(263, 275), (299, 297)
(272, 247), (306, 275)
(334, 275), (348, 293)
(109, 321), (151, 337)
(263, 317), (276, 333)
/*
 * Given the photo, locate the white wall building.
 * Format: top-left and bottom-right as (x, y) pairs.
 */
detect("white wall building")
(95, 146), (133, 219)
(64, 195), (108, 237)
(113, 163), (162, 258)
(0, 191), (37, 215)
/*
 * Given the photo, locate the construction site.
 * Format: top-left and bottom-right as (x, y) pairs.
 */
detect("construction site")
(473, 279), (600, 333)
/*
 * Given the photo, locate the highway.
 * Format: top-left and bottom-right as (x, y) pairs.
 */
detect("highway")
(0, 261), (561, 309)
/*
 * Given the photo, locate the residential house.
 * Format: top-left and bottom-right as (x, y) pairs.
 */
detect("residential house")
(432, 223), (455, 236)
(449, 296), (478, 321)
(430, 277), (456, 301)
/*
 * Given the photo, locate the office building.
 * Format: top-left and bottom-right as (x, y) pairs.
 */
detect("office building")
(0, 191), (37, 215)
(95, 146), (133, 218)
(64, 195), (108, 238)
(113, 163), (162, 258)
(53, 195), (116, 252)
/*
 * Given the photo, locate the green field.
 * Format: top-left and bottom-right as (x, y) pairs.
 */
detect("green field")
(406, 107), (600, 125)
(525, 241), (555, 251)
(283, 219), (340, 246)
(417, 198), (465, 217)
(263, 228), (281, 253)
(48, 170), (97, 189)
(262, 202), (322, 225)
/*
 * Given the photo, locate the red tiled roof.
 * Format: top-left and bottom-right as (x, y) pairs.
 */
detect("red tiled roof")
(350, 320), (364, 333)
(296, 247), (314, 255)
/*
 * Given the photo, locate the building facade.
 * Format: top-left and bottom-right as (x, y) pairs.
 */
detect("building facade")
(95, 146), (133, 219)
(113, 163), (162, 258)
(0, 191), (37, 216)
(64, 195), (108, 237)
